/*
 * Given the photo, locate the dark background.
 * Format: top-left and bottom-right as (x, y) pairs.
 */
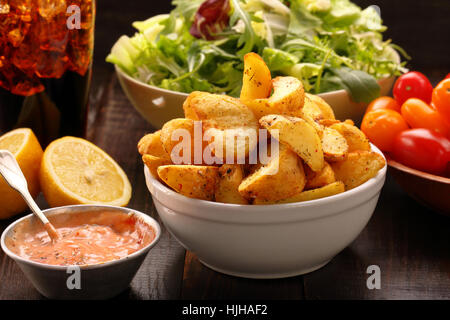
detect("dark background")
(94, 0), (450, 83)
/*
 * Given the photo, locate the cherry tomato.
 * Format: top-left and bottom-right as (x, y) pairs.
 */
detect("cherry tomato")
(432, 79), (450, 126)
(445, 163), (450, 178)
(445, 73), (450, 80)
(400, 98), (449, 137)
(366, 96), (400, 113)
(393, 71), (433, 105)
(392, 128), (450, 175)
(361, 109), (409, 152)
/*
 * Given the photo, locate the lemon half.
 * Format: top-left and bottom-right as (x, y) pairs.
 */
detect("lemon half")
(40, 137), (132, 207)
(0, 128), (43, 219)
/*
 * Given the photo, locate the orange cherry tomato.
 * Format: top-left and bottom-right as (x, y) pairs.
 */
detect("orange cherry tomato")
(432, 78), (450, 126)
(361, 109), (409, 152)
(400, 98), (449, 137)
(366, 96), (400, 113)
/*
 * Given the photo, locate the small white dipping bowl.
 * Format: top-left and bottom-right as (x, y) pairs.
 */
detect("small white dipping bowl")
(1, 205), (161, 299)
(144, 145), (386, 279)
(116, 65), (395, 128)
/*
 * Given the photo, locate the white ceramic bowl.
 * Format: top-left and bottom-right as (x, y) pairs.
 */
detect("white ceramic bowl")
(116, 65), (395, 128)
(144, 145), (386, 279)
(1, 205), (161, 299)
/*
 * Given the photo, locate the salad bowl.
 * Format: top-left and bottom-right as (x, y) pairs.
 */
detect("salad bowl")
(116, 65), (395, 128)
(110, 0), (402, 129)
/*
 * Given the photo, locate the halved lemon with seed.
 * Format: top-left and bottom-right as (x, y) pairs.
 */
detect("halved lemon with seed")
(0, 128), (43, 219)
(40, 137), (132, 207)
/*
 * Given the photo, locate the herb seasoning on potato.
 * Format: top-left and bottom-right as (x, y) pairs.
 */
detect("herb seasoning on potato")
(138, 53), (385, 204)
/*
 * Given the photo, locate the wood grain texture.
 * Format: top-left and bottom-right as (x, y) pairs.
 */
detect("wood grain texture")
(182, 252), (305, 300)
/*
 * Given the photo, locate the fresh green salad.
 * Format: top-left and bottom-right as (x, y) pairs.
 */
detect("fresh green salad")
(107, 0), (408, 103)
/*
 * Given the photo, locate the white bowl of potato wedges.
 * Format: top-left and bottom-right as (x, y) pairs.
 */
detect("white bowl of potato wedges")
(139, 53), (387, 278)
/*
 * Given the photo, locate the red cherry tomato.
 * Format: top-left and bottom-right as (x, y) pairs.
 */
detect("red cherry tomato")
(400, 98), (450, 137)
(445, 73), (450, 80)
(432, 79), (450, 126)
(366, 96), (400, 113)
(393, 71), (433, 105)
(392, 128), (450, 175)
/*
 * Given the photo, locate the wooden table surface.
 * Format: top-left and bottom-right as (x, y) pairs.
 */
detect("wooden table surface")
(0, 0), (449, 300)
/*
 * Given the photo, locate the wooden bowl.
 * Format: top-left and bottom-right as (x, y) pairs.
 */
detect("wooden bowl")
(387, 158), (450, 216)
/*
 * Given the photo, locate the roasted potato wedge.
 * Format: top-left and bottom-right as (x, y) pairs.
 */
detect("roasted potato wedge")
(160, 118), (211, 164)
(183, 91), (258, 161)
(298, 94), (338, 137)
(318, 119), (340, 127)
(183, 92), (257, 129)
(137, 130), (170, 160)
(259, 115), (324, 172)
(331, 151), (385, 190)
(298, 109), (325, 137)
(182, 91), (201, 120)
(142, 155), (172, 178)
(240, 53), (304, 119)
(302, 95), (325, 122)
(238, 144), (306, 201)
(305, 161), (336, 189)
(304, 93), (335, 120)
(215, 165), (248, 204)
(242, 99), (276, 119)
(344, 119), (354, 126)
(254, 181), (345, 204)
(321, 127), (349, 162)
(160, 118), (195, 164)
(242, 77), (305, 118)
(299, 94), (335, 139)
(269, 76), (305, 116)
(240, 52), (272, 101)
(330, 122), (371, 152)
(157, 165), (219, 201)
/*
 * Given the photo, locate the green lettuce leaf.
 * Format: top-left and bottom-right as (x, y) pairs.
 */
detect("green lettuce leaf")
(328, 67), (380, 103)
(288, 0), (322, 36)
(262, 47), (299, 71)
(356, 6), (386, 32)
(323, 0), (361, 27)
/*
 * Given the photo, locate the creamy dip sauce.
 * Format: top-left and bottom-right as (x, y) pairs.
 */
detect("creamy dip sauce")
(6, 210), (155, 266)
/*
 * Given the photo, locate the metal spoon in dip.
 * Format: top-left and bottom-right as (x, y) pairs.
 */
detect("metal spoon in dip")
(0, 150), (59, 240)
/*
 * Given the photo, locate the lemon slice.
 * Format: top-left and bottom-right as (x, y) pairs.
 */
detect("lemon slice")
(0, 128), (43, 219)
(40, 137), (132, 207)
